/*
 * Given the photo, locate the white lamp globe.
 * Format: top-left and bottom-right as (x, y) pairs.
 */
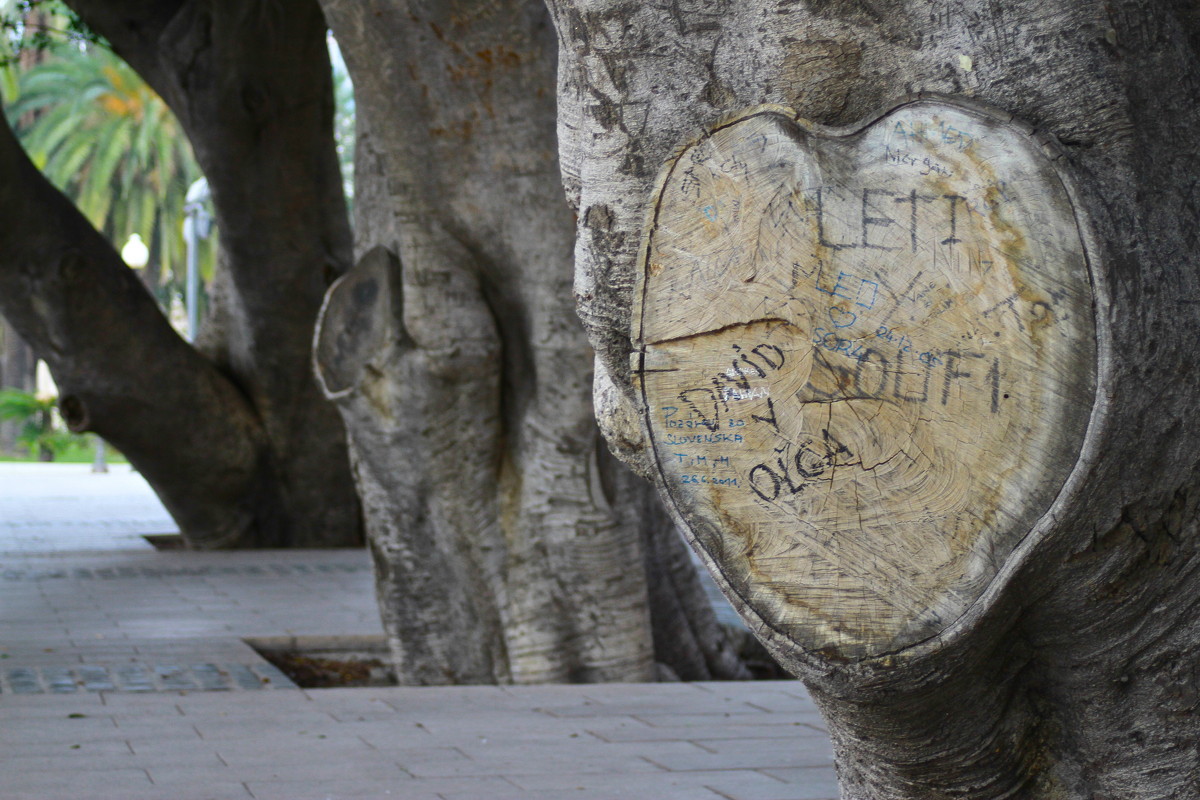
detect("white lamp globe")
(121, 233), (150, 269)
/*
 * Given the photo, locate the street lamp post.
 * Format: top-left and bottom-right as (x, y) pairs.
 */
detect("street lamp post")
(182, 178), (212, 343)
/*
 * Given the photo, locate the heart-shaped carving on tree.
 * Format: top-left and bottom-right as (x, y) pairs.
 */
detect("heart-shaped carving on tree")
(827, 306), (857, 328)
(633, 100), (1098, 661)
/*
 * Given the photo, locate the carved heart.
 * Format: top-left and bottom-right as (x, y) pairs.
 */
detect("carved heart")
(633, 101), (1097, 660)
(827, 306), (857, 329)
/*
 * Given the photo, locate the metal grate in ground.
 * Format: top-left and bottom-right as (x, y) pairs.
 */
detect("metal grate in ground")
(1, 662), (297, 694)
(0, 562), (371, 582)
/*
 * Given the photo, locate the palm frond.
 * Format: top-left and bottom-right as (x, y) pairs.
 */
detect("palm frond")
(11, 40), (209, 300)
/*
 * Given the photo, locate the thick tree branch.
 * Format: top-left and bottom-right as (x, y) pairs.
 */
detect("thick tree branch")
(0, 109), (281, 548)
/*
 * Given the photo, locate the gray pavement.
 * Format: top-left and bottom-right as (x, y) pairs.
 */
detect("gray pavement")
(0, 462), (177, 554)
(0, 463), (839, 800)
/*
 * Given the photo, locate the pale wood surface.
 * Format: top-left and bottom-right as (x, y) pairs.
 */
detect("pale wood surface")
(634, 102), (1096, 658)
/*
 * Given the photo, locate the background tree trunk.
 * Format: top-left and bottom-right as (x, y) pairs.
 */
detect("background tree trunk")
(0, 111), (282, 546)
(58, 0), (362, 547)
(313, 0), (747, 684)
(545, 0), (1200, 797)
(0, 317), (37, 453)
(1, 6), (50, 455)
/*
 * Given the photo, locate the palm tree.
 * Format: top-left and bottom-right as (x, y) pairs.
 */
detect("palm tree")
(2, 6), (354, 320)
(4, 34), (208, 307)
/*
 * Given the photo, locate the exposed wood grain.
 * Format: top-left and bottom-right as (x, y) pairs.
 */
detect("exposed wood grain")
(634, 101), (1097, 658)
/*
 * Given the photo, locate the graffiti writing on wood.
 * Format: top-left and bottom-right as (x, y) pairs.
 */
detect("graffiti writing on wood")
(633, 101), (1097, 659)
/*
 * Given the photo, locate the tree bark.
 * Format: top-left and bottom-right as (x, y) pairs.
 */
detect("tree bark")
(0, 317), (37, 453)
(0, 110), (280, 546)
(545, 0), (1200, 796)
(313, 0), (747, 684)
(66, 0), (361, 547)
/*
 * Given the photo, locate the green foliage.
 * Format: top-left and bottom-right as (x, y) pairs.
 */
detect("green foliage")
(1, 0), (211, 313)
(0, 38), (16, 102)
(0, 387), (43, 420)
(0, 388), (85, 460)
(6, 44), (206, 303)
(0, 434), (121, 463)
(0, 0), (104, 75)
(1, 4), (350, 314)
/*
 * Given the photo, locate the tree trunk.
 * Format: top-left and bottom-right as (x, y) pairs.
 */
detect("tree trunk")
(545, 0), (1200, 796)
(0, 111), (282, 546)
(0, 7), (50, 455)
(312, 0), (747, 684)
(0, 317), (37, 453)
(59, 0), (362, 547)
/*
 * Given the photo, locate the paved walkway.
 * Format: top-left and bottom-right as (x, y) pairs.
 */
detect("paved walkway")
(0, 462), (177, 554)
(0, 463), (839, 799)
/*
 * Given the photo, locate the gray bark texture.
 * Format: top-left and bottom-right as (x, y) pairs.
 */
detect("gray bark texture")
(52, 0), (362, 547)
(544, 0), (1200, 797)
(313, 0), (748, 685)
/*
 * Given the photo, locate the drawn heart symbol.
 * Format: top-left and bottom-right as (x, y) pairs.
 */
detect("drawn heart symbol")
(828, 306), (857, 328)
(633, 100), (1097, 662)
